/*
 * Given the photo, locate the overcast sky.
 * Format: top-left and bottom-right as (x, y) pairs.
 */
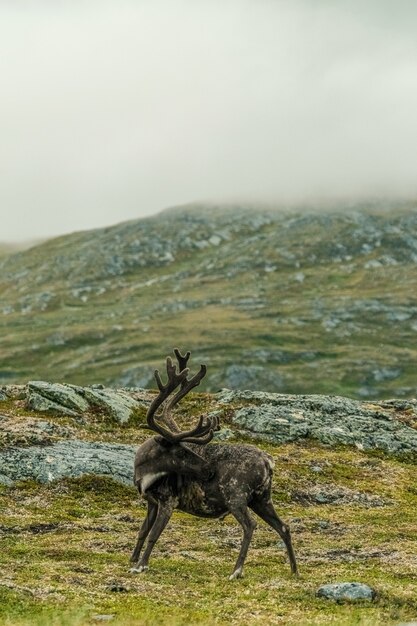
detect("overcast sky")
(1, 1), (417, 241)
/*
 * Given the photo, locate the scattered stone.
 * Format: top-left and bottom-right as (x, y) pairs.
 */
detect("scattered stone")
(317, 582), (376, 602)
(292, 484), (388, 507)
(92, 616), (115, 623)
(106, 583), (128, 593)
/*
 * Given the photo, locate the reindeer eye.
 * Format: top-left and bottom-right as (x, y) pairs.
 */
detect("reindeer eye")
(176, 448), (186, 458)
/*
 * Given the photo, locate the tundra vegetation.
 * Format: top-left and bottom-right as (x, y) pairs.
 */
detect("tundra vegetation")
(0, 381), (416, 625)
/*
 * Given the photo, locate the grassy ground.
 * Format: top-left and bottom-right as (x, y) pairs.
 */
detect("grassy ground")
(1, 439), (416, 626)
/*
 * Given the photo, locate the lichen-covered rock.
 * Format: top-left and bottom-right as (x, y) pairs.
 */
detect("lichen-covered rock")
(317, 582), (376, 602)
(27, 381), (89, 416)
(25, 381), (144, 423)
(0, 440), (136, 486)
(80, 387), (140, 423)
(219, 390), (417, 457)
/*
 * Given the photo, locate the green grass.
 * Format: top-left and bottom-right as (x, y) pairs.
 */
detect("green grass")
(1, 440), (416, 626)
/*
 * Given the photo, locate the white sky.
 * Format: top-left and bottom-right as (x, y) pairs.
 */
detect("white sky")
(1, 0), (417, 241)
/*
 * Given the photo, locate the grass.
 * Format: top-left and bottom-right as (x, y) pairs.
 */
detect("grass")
(1, 440), (416, 626)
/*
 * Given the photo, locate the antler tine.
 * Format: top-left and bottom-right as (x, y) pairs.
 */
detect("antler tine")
(147, 350), (213, 445)
(179, 413), (219, 444)
(163, 363), (206, 421)
(173, 348), (191, 374)
(146, 356), (189, 440)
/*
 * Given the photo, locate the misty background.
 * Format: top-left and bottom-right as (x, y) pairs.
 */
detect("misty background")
(1, 0), (417, 242)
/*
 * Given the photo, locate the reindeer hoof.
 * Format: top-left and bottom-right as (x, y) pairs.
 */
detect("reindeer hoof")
(229, 567), (243, 580)
(130, 565), (148, 574)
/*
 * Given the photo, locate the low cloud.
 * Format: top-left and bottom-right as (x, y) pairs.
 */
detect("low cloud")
(1, 1), (417, 240)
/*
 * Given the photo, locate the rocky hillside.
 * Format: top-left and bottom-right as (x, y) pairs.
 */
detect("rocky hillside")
(1, 201), (417, 398)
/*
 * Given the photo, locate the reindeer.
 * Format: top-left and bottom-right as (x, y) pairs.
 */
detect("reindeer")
(130, 349), (298, 580)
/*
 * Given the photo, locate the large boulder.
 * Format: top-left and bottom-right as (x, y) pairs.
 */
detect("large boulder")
(26, 381), (145, 423)
(0, 440), (136, 486)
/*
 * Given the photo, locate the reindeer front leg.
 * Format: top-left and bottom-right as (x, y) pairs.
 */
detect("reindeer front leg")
(130, 499), (174, 573)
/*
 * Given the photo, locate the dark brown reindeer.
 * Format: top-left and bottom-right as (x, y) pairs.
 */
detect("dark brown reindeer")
(130, 349), (298, 580)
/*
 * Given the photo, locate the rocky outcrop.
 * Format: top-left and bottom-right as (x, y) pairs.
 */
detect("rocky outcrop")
(0, 382), (416, 487)
(0, 440), (136, 486)
(26, 381), (146, 423)
(218, 390), (417, 457)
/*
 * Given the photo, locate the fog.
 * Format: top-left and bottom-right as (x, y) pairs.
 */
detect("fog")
(1, 1), (417, 241)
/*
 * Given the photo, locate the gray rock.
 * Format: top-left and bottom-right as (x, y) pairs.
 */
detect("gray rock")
(317, 582), (376, 602)
(0, 440), (136, 486)
(213, 427), (235, 441)
(217, 390), (417, 457)
(27, 381), (89, 416)
(81, 387), (140, 424)
(26, 381), (144, 424)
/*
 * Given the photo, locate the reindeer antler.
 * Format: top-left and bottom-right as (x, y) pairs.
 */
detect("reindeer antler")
(145, 349), (216, 444)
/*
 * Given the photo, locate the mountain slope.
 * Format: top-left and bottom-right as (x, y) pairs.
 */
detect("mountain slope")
(1, 201), (417, 398)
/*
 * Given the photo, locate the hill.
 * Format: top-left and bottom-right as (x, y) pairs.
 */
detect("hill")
(1, 201), (417, 398)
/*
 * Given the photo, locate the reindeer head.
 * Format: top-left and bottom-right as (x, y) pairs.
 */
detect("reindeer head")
(134, 349), (218, 494)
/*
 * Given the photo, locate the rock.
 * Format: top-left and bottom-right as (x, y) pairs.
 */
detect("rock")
(292, 484), (388, 507)
(81, 387), (140, 424)
(217, 390), (417, 457)
(213, 427), (235, 441)
(0, 440), (136, 486)
(26, 381), (145, 424)
(0, 416), (75, 448)
(317, 582), (376, 602)
(27, 381), (89, 416)
(105, 583), (128, 593)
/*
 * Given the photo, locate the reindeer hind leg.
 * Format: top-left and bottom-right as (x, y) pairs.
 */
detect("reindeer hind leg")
(229, 505), (257, 580)
(131, 500), (174, 573)
(250, 497), (298, 576)
(130, 501), (158, 566)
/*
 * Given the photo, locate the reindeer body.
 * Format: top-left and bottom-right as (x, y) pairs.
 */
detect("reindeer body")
(135, 441), (274, 519)
(130, 349), (298, 579)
